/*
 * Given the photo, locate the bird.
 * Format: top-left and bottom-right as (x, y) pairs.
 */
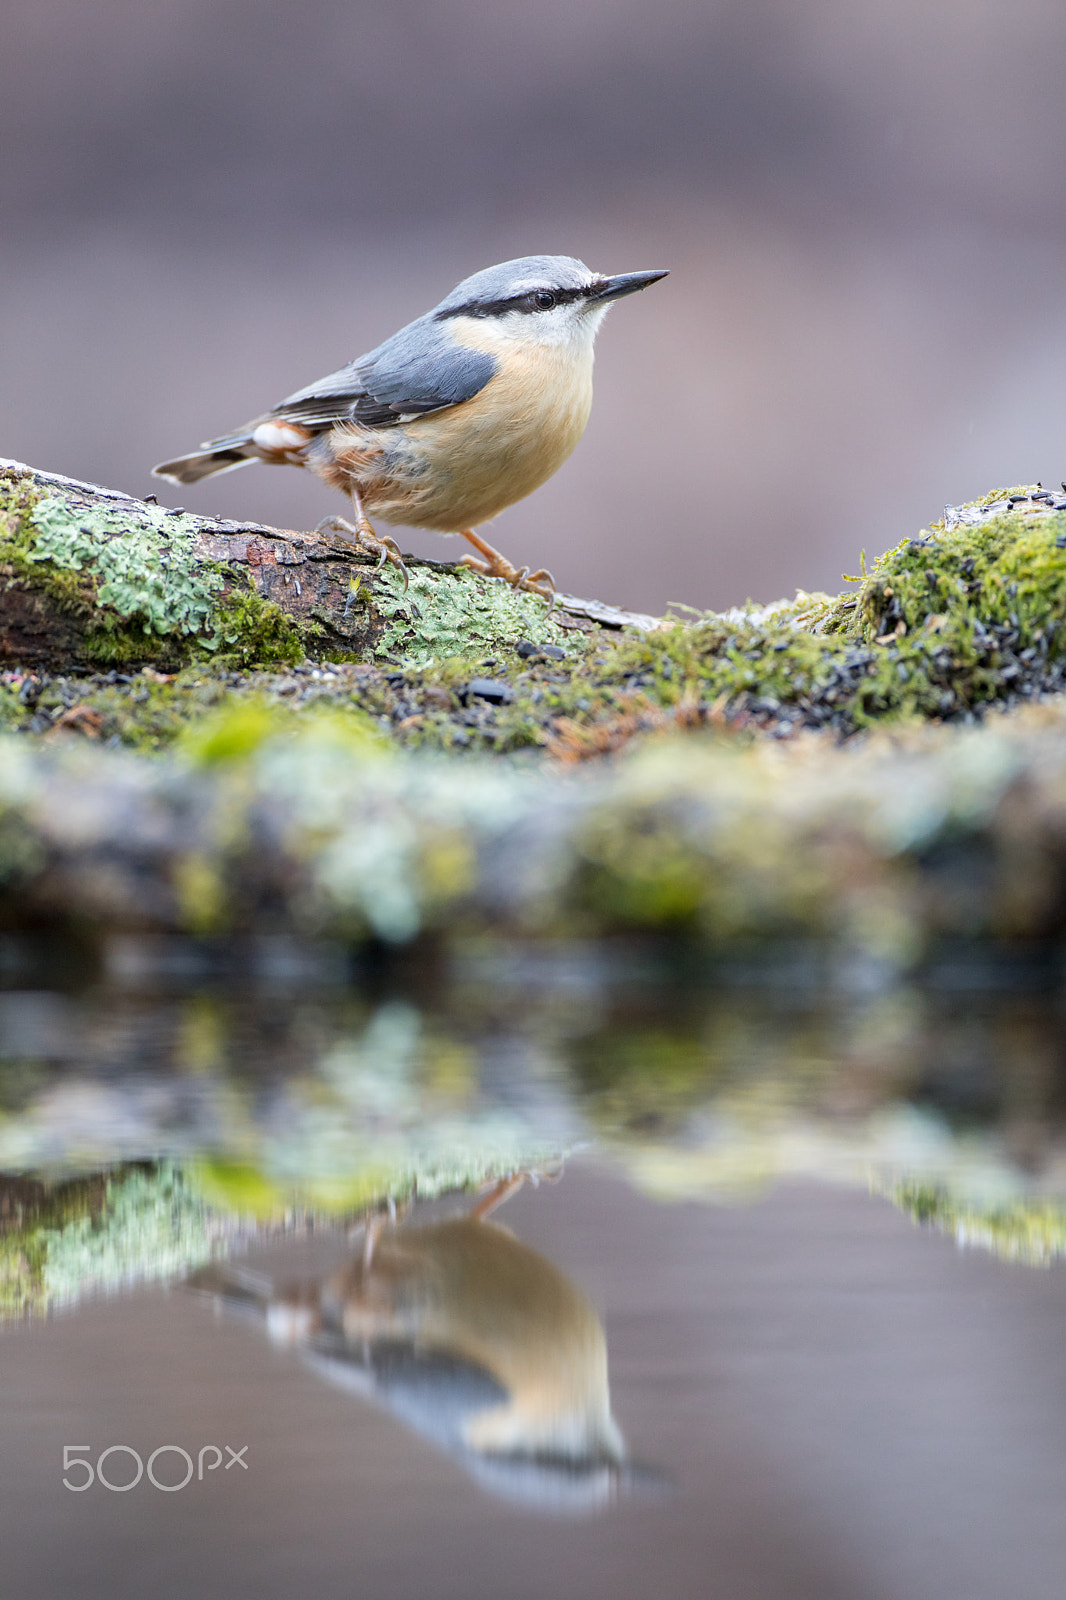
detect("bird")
(188, 1174), (632, 1510)
(153, 256), (668, 600)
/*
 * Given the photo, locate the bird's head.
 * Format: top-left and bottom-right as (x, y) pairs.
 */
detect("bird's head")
(433, 255), (668, 350)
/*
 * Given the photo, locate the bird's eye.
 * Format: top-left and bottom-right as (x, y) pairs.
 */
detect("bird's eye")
(534, 291), (556, 310)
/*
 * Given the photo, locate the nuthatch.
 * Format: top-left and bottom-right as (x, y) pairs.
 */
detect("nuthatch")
(154, 256), (668, 600)
(190, 1176), (631, 1510)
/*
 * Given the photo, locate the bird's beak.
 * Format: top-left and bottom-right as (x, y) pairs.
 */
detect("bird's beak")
(591, 270), (669, 303)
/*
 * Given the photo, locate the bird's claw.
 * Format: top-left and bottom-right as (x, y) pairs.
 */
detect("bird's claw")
(314, 514), (409, 591)
(457, 532), (555, 604)
(374, 534), (410, 591)
(314, 514), (357, 538)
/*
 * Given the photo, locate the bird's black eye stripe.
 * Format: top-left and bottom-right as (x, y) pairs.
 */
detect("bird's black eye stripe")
(436, 282), (603, 320)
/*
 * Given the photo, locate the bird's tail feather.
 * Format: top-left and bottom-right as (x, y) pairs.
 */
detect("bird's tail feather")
(153, 437), (257, 485)
(186, 1261), (273, 1305)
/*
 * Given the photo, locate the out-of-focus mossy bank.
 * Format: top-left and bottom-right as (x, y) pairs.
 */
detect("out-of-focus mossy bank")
(1, 693), (1066, 958)
(3, 463), (1066, 754)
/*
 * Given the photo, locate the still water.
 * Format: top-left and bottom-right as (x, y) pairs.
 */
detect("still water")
(2, 960), (1066, 1599)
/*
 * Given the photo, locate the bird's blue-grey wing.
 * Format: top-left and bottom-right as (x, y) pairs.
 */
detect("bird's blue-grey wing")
(268, 317), (498, 431)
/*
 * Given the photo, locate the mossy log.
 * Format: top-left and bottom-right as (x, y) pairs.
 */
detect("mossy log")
(0, 460), (656, 674)
(4, 461), (1066, 757)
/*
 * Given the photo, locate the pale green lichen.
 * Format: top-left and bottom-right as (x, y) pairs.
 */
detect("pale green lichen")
(372, 563), (573, 667)
(30, 496), (226, 641)
(8, 490), (304, 668)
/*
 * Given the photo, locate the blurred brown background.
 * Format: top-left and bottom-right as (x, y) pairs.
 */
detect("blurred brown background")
(3, 0), (1066, 614)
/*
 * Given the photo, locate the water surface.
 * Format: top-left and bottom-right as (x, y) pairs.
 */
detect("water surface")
(3, 975), (1066, 1598)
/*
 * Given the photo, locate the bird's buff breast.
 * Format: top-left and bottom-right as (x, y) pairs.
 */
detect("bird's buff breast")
(331, 335), (594, 532)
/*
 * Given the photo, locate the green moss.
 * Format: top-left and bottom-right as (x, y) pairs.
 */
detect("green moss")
(801, 495), (1066, 723)
(188, 1158), (404, 1220)
(208, 573), (307, 667)
(188, 1158), (293, 1218)
(177, 696), (387, 767)
(845, 504), (1066, 647)
(490, 492), (1066, 747)
(178, 698), (297, 766)
(0, 681), (23, 734)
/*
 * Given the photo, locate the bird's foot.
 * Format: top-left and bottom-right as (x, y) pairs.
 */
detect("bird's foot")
(457, 531), (555, 604)
(314, 514), (409, 591)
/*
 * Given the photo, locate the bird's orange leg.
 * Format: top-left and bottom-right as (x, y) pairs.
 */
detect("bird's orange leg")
(315, 486), (409, 590)
(456, 530), (555, 604)
(361, 1212), (388, 1269)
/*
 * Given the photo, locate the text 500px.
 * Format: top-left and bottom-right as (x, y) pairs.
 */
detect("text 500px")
(62, 1445), (248, 1491)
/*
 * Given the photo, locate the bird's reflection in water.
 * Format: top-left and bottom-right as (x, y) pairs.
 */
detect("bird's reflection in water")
(191, 1175), (638, 1512)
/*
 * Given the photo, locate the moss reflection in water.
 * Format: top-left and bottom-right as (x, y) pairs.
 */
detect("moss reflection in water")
(892, 1183), (1066, 1266)
(0, 1164), (227, 1317)
(2, 988), (1066, 1313)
